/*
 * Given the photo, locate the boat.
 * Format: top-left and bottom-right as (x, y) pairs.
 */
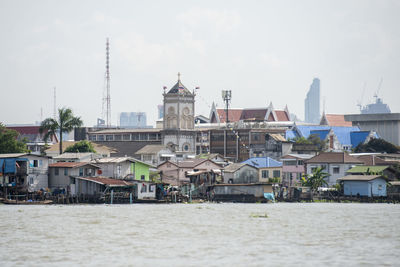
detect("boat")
(1, 199), (53, 205)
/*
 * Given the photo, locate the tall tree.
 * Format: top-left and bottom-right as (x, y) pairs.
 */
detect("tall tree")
(354, 138), (399, 153)
(0, 123), (29, 153)
(40, 108), (83, 155)
(65, 140), (96, 153)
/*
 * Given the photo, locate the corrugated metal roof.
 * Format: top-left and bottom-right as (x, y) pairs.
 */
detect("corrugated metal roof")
(337, 175), (383, 181)
(53, 153), (94, 159)
(75, 176), (134, 186)
(281, 154), (314, 160)
(285, 130), (297, 140)
(135, 145), (167, 154)
(0, 153), (28, 158)
(223, 163), (257, 172)
(242, 157), (282, 168)
(347, 165), (389, 173)
(295, 125), (361, 146)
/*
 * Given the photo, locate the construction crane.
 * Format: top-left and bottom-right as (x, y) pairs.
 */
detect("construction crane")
(357, 82), (366, 111)
(373, 78), (383, 101)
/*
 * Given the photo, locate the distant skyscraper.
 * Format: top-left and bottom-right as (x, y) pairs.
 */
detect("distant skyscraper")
(157, 104), (164, 119)
(120, 112), (147, 128)
(305, 78), (320, 124)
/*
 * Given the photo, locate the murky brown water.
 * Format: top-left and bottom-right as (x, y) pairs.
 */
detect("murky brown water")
(0, 203), (399, 266)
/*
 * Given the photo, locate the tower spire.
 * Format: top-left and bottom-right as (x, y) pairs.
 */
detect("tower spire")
(177, 72), (181, 81)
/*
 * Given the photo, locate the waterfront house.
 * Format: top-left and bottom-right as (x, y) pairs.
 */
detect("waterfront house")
(388, 181), (400, 199)
(158, 158), (222, 186)
(281, 154), (314, 187)
(305, 152), (364, 186)
(0, 153), (50, 194)
(74, 176), (134, 196)
(91, 157), (155, 182)
(135, 144), (175, 166)
(212, 183), (274, 202)
(222, 163), (259, 184)
(241, 157), (282, 183)
(338, 175), (388, 197)
(48, 162), (100, 194)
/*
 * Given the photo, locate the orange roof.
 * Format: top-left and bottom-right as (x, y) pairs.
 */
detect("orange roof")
(323, 114), (352, 127)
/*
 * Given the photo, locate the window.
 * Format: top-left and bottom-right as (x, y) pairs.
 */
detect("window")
(297, 160), (304, 166)
(143, 155), (152, 162)
(79, 168), (84, 176)
(89, 135), (97, 141)
(55, 168), (59, 176)
(114, 135), (122, 141)
(33, 160), (38, 167)
(64, 168), (68, 176)
(123, 134), (131, 141)
(141, 184), (147, 193)
(283, 160), (296, 166)
(273, 170), (281, 178)
(262, 170), (269, 178)
(149, 185), (155, 192)
(333, 167), (340, 174)
(70, 177), (75, 184)
(141, 175), (145, 180)
(297, 173), (303, 179)
(106, 135), (114, 141)
(29, 177), (34, 184)
(97, 135), (104, 141)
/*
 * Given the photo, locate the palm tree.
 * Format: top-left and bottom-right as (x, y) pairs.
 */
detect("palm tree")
(301, 167), (330, 192)
(40, 107), (83, 155)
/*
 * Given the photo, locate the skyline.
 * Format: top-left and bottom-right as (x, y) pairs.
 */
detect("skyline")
(1, 0), (399, 127)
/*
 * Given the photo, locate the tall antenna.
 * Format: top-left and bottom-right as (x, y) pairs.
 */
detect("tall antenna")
(53, 87), (57, 119)
(222, 90), (232, 124)
(104, 38), (111, 127)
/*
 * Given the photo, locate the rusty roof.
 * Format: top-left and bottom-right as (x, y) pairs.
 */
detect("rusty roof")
(75, 176), (134, 186)
(49, 162), (100, 168)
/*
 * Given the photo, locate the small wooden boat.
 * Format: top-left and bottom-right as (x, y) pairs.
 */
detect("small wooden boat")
(2, 199), (53, 205)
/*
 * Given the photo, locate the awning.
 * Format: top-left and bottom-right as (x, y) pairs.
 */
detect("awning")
(4, 158), (28, 174)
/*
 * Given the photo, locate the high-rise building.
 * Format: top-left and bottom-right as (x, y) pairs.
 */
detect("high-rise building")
(304, 78), (320, 124)
(120, 112), (148, 128)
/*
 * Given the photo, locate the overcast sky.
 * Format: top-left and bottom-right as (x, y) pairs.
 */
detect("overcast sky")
(1, 0), (399, 127)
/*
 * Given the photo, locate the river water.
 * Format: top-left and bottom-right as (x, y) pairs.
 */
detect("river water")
(0, 203), (399, 266)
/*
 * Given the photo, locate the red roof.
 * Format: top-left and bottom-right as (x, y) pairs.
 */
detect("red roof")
(275, 110), (290, 121)
(49, 162), (98, 168)
(216, 109), (243, 123)
(323, 114), (352, 127)
(240, 109), (268, 121)
(7, 126), (42, 135)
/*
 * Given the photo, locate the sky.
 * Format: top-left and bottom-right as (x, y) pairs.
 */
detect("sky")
(0, 0), (399, 127)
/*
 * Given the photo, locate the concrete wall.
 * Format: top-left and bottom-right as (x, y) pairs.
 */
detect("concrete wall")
(306, 163), (362, 186)
(26, 155), (49, 191)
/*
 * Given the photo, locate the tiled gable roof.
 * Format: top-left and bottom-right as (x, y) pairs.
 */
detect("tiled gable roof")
(275, 110), (290, 121)
(306, 152), (363, 164)
(216, 109), (243, 123)
(322, 114), (353, 127)
(240, 109), (268, 121)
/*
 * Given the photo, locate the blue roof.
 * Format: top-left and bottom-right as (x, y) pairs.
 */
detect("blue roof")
(295, 125), (360, 146)
(350, 131), (372, 147)
(310, 130), (330, 140)
(285, 130), (298, 140)
(242, 157), (282, 168)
